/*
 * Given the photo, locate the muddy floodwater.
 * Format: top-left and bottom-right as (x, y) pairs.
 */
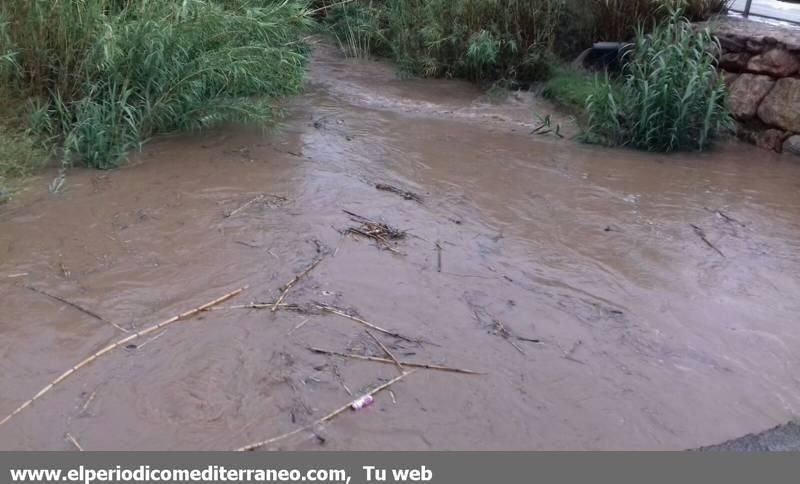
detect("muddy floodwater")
(2, 44), (800, 451)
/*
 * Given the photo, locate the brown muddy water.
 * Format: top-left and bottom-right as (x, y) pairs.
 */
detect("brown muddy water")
(2, 43), (800, 451)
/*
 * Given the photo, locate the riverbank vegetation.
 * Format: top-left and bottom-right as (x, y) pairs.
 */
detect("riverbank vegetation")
(318, 0), (733, 152)
(0, 0), (735, 199)
(0, 0), (311, 199)
(584, 10), (732, 152)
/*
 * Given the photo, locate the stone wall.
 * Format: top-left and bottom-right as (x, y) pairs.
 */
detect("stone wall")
(709, 18), (800, 156)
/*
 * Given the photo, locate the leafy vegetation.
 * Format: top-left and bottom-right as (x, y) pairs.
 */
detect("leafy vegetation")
(584, 9), (732, 152)
(319, 0), (564, 82)
(542, 67), (600, 111)
(0, 0), (312, 170)
(0, 0), (740, 188)
(0, 128), (46, 202)
(321, 1), (383, 59)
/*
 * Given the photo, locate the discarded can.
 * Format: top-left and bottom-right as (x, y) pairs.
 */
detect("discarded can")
(350, 395), (374, 410)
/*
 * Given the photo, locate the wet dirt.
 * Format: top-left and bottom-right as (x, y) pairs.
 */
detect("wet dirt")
(1, 43), (800, 450)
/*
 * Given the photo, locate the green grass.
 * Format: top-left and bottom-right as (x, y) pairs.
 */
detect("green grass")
(319, 0), (563, 82)
(0, 0), (312, 170)
(542, 67), (599, 111)
(584, 7), (733, 152)
(0, 127), (47, 202)
(321, 1), (383, 59)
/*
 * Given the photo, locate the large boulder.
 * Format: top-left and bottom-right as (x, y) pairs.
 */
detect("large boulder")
(720, 52), (751, 72)
(783, 135), (800, 156)
(727, 74), (775, 120)
(753, 129), (786, 153)
(747, 49), (800, 77)
(758, 78), (800, 132)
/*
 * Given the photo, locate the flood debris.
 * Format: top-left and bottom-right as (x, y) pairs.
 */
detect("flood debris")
(64, 432), (84, 451)
(79, 390), (98, 416)
(530, 114), (564, 138)
(308, 347), (483, 375)
(705, 207), (745, 227)
(210, 301), (320, 314)
(316, 304), (424, 344)
(272, 258), (324, 312)
(224, 193), (287, 218)
(690, 224), (725, 257)
(365, 329), (405, 374)
(342, 210), (406, 254)
(0, 287), (245, 428)
(375, 183), (423, 203)
(236, 370), (417, 451)
(25, 285), (129, 333)
(287, 318), (310, 336)
(58, 261), (71, 280)
(350, 395), (374, 410)
(471, 308), (540, 355)
(224, 194), (264, 218)
(234, 240), (261, 249)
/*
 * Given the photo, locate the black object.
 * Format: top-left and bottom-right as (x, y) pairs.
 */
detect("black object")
(580, 42), (633, 72)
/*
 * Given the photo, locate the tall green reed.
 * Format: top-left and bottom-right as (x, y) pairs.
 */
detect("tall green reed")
(585, 7), (733, 152)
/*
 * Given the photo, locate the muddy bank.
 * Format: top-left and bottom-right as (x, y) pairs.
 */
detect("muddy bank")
(1, 43), (800, 450)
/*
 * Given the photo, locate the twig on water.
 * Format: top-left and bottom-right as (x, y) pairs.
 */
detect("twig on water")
(79, 390), (97, 415)
(316, 305), (422, 344)
(224, 194), (264, 218)
(7, 272), (28, 278)
(435, 241), (442, 273)
(690, 224), (725, 257)
(287, 318), (310, 336)
(309, 347), (483, 375)
(365, 330), (404, 374)
(214, 302), (287, 310)
(331, 363), (353, 396)
(236, 370), (416, 451)
(136, 330), (168, 350)
(342, 210), (406, 254)
(375, 183), (423, 203)
(25, 286), (129, 333)
(472, 309), (533, 355)
(704, 207), (745, 227)
(0, 287), (244, 428)
(272, 258), (323, 312)
(492, 319), (525, 354)
(65, 433), (83, 451)
(59, 261), (71, 280)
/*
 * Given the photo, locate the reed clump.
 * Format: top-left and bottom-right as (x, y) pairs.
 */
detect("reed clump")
(584, 7), (733, 152)
(0, 0), (312, 170)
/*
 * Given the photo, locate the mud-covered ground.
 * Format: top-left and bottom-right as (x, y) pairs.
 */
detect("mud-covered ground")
(1, 44), (800, 450)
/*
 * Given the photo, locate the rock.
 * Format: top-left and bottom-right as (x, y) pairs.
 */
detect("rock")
(720, 52), (751, 72)
(783, 135), (800, 156)
(763, 36), (779, 47)
(747, 49), (800, 77)
(746, 38), (765, 54)
(719, 34), (746, 53)
(753, 129), (786, 152)
(727, 74), (775, 120)
(758, 78), (800, 132)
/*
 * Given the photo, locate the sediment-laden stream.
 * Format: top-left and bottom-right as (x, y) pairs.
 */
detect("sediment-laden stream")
(1, 43), (799, 450)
